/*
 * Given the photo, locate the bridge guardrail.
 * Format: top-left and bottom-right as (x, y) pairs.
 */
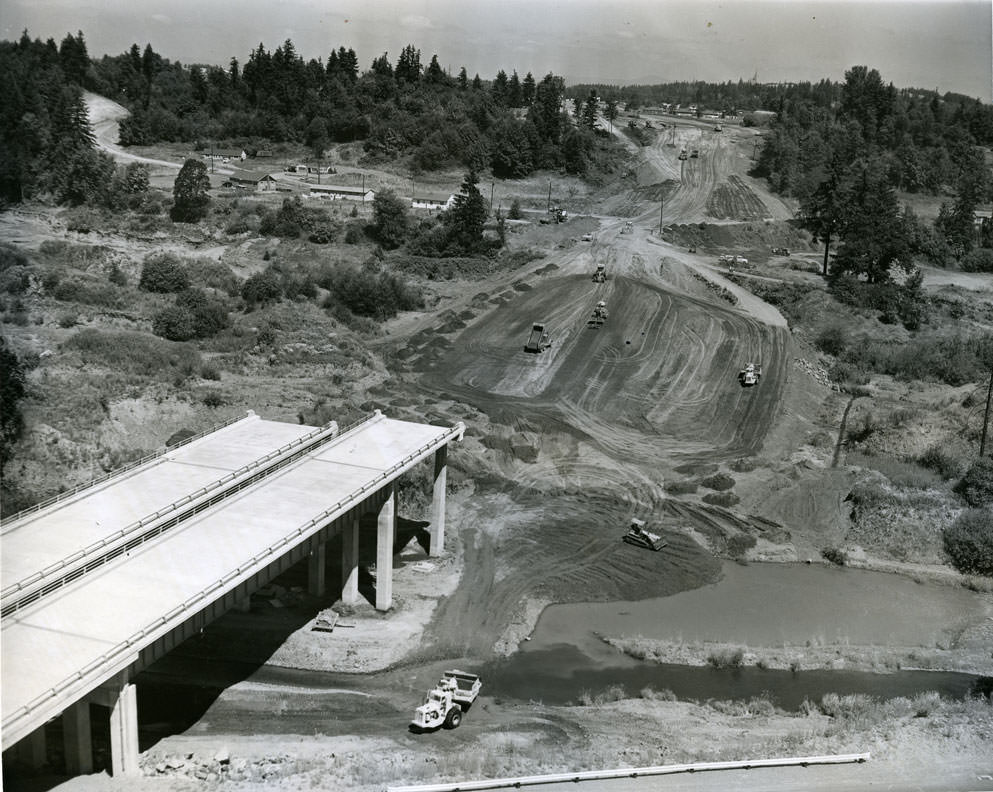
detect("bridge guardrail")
(386, 753), (871, 792)
(3, 418), (463, 736)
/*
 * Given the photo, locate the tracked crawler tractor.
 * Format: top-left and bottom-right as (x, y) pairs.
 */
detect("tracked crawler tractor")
(623, 518), (667, 551)
(592, 263), (606, 283)
(587, 300), (608, 328)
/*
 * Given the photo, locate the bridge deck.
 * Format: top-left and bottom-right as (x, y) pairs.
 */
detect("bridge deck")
(2, 414), (314, 582)
(2, 414), (458, 743)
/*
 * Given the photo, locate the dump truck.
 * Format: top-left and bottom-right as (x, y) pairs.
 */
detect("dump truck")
(739, 362), (762, 387)
(524, 323), (552, 353)
(410, 671), (481, 731)
(592, 263), (606, 283)
(771, 247), (790, 256)
(623, 518), (667, 551)
(587, 301), (608, 328)
(690, 149), (699, 158)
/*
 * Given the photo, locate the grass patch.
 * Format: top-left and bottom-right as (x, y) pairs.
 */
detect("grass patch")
(62, 328), (201, 380)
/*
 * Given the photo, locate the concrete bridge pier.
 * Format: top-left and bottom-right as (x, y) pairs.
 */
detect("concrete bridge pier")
(376, 484), (395, 611)
(307, 543), (326, 597)
(92, 670), (139, 777)
(62, 700), (93, 775)
(10, 724), (47, 769)
(341, 516), (360, 604)
(430, 445), (447, 556)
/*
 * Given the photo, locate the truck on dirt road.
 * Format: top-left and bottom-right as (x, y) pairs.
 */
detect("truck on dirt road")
(592, 263), (606, 282)
(410, 671), (481, 732)
(524, 323), (552, 353)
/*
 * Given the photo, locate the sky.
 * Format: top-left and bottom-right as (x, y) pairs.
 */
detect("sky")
(3, 0), (991, 100)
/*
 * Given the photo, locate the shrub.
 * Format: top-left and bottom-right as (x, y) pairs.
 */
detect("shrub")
(508, 199), (522, 220)
(139, 253), (190, 293)
(944, 509), (993, 575)
(152, 289), (229, 341)
(328, 267), (423, 320)
(821, 546), (847, 566)
(955, 458), (993, 507)
(917, 445), (962, 479)
(52, 278), (120, 307)
(726, 532), (756, 557)
(202, 390), (225, 408)
(960, 248), (993, 273)
(241, 269), (283, 308)
(0, 267), (30, 295)
(665, 479), (698, 494)
(701, 472), (735, 491)
(706, 647), (744, 669)
(816, 325), (848, 356)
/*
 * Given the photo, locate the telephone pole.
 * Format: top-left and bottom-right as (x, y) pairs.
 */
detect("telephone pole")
(981, 367), (993, 457)
(658, 196), (664, 236)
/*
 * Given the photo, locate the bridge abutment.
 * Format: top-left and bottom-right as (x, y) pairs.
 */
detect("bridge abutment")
(101, 671), (139, 777)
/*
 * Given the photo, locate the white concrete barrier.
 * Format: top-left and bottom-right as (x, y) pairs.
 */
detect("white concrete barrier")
(386, 752), (871, 792)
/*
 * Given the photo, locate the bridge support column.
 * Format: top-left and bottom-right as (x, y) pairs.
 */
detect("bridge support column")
(107, 672), (139, 777)
(376, 485), (395, 611)
(341, 516), (360, 604)
(63, 700), (93, 775)
(14, 725), (47, 769)
(308, 543), (326, 597)
(430, 445), (448, 557)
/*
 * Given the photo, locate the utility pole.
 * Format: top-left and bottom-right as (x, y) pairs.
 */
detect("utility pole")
(981, 367), (993, 457)
(209, 141), (214, 174)
(490, 182), (495, 214)
(547, 180), (551, 211)
(658, 196), (664, 236)
(362, 174), (366, 203)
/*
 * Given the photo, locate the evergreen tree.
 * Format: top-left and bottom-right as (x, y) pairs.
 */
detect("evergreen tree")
(444, 170), (488, 253)
(457, 66), (468, 90)
(507, 71), (522, 107)
(0, 336), (26, 477)
(521, 72), (536, 105)
(171, 158), (210, 222)
(372, 188), (409, 249)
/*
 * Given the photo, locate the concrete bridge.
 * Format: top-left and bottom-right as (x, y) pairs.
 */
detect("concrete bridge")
(1, 410), (463, 777)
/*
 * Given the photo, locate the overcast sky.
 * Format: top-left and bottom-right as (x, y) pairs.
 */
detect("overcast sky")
(4, 0), (991, 100)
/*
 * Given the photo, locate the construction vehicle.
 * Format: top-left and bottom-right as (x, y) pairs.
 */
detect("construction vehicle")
(690, 149), (699, 158)
(592, 263), (606, 283)
(739, 362), (762, 387)
(587, 301), (608, 328)
(410, 670), (481, 731)
(678, 149), (688, 161)
(621, 221), (633, 234)
(524, 322), (552, 353)
(771, 247), (790, 256)
(549, 207), (567, 223)
(623, 518), (667, 552)
(582, 233), (595, 242)
(714, 124), (723, 132)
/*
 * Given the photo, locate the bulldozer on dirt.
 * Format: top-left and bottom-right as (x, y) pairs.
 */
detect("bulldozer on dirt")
(524, 322), (552, 353)
(738, 362), (762, 387)
(587, 301), (608, 328)
(592, 263), (606, 283)
(623, 518), (667, 552)
(410, 670), (481, 732)
(678, 149), (688, 161)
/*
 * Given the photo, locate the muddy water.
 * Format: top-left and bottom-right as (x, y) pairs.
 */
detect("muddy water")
(527, 561), (986, 652)
(478, 562), (987, 709)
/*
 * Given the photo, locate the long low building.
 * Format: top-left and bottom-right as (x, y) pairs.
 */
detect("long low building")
(2, 411), (463, 777)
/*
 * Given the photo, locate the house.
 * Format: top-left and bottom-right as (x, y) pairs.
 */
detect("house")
(227, 170), (279, 192)
(308, 184), (376, 202)
(974, 209), (993, 228)
(412, 193), (456, 211)
(204, 148), (247, 162)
